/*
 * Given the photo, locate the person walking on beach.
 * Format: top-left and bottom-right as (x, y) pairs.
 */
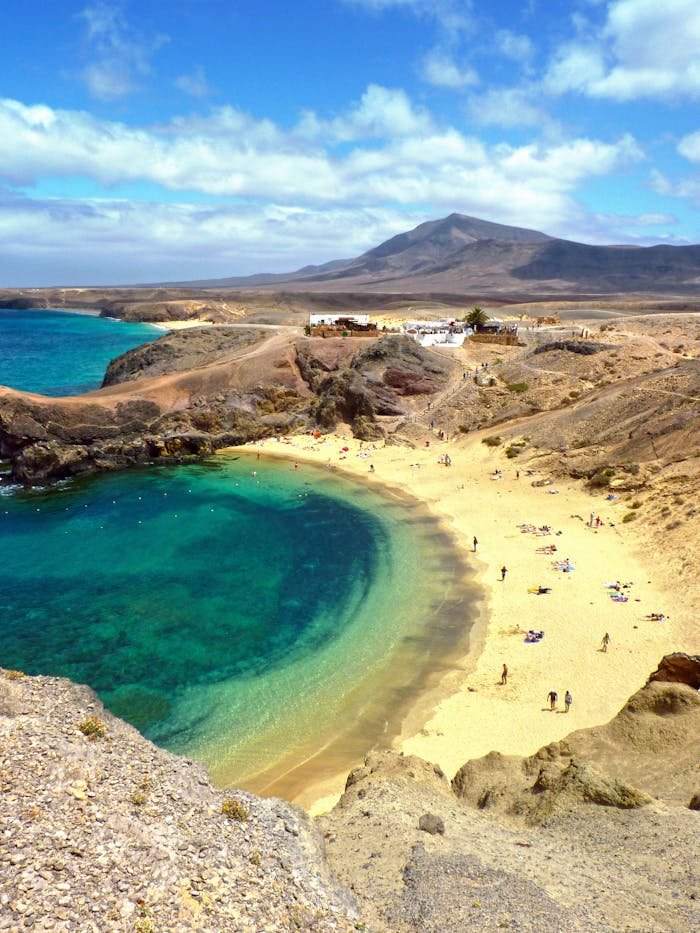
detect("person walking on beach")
(501, 663), (508, 685)
(547, 690), (558, 711)
(473, 536), (478, 552)
(601, 632), (611, 652)
(564, 690), (572, 713)
(501, 565), (507, 581)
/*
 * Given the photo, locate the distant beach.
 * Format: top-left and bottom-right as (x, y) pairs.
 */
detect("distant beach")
(239, 431), (694, 814)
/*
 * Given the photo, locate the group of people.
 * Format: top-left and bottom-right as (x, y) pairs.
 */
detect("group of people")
(547, 689), (573, 712)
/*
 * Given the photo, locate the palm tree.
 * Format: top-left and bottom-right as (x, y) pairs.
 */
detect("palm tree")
(465, 307), (489, 330)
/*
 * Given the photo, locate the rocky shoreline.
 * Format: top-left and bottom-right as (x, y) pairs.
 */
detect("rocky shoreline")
(0, 332), (452, 486)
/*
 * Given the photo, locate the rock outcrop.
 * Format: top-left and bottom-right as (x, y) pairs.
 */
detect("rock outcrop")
(0, 332), (454, 485)
(452, 672), (700, 818)
(320, 661), (700, 931)
(647, 652), (700, 689)
(102, 327), (267, 386)
(0, 668), (359, 931)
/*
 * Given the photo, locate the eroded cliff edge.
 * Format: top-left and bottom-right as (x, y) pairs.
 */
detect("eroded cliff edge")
(0, 331), (452, 486)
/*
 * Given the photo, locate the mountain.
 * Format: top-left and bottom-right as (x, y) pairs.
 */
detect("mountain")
(172, 213), (700, 297)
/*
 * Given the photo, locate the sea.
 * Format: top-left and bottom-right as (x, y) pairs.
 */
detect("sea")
(0, 309), (476, 797)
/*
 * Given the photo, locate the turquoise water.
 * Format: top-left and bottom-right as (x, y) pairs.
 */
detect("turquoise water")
(0, 308), (159, 395)
(0, 456), (471, 790)
(0, 308), (474, 793)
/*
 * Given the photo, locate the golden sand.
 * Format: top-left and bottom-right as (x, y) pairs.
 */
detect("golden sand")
(237, 429), (697, 815)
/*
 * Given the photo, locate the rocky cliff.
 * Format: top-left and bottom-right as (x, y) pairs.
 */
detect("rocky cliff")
(0, 332), (452, 486)
(320, 655), (700, 932)
(0, 669), (359, 932)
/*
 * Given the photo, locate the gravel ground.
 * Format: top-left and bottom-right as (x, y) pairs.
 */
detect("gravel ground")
(0, 671), (360, 932)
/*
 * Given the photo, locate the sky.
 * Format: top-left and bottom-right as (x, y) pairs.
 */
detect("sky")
(3, 0), (700, 285)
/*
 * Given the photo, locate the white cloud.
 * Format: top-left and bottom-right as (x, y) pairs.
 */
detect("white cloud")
(467, 87), (550, 129)
(77, 1), (168, 100)
(545, 0), (700, 100)
(345, 0), (473, 35)
(421, 49), (478, 88)
(175, 67), (212, 99)
(543, 43), (606, 94)
(678, 131), (700, 162)
(495, 30), (534, 65)
(0, 95), (642, 216)
(0, 86), (650, 283)
(650, 169), (700, 205)
(0, 195), (424, 285)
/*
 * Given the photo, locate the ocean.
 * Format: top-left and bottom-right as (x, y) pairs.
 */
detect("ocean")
(0, 309), (474, 796)
(0, 308), (159, 395)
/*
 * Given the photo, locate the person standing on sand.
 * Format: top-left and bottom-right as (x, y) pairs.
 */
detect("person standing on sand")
(564, 690), (572, 712)
(547, 690), (558, 711)
(501, 663), (508, 685)
(501, 565), (507, 581)
(473, 536), (478, 552)
(601, 632), (611, 652)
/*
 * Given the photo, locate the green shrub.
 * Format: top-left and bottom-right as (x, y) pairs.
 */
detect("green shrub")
(569, 390), (580, 399)
(506, 382), (529, 393)
(482, 435), (502, 447)
(221, 797), (249, 821)
(505, 446), (521, 459)
(589, 467), (616, 488)
(78, 716), (107, 740)
(622, 512), (637, 523)
(572, 438), (591, 449)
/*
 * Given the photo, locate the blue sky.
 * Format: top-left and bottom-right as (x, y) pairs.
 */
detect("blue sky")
(2, 0), (700, 285)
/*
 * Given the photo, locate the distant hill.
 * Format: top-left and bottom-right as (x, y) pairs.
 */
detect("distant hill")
(171, 213), (700, 296)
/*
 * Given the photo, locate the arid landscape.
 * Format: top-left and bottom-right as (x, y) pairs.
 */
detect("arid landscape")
(1, 212), (699, 931)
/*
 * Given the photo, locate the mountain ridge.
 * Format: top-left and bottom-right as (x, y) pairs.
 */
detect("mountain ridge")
(166, 212), (700, 296)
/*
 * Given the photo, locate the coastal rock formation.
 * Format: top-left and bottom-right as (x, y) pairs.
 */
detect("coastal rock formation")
(452, 673), (700, 817)
(102, 327), (268, 386)
(0, 332), (453, 485)
(647, 652), (700, 689)
(0, 668), (359, 932)
(320, 663), (700, 931)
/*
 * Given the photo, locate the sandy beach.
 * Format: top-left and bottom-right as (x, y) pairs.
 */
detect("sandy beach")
(236, 428), (697, 815)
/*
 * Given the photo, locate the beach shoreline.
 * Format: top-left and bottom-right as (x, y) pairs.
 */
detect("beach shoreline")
(231, 429), (696, 815)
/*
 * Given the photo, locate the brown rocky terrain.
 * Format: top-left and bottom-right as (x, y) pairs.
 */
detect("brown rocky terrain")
(0, 333), (454, 485)
(319, 655), (700, 932)
(4, 657), (695, 931)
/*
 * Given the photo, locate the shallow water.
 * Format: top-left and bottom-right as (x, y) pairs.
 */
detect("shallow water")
(0, 455), (475, 792)
(0, 308), (159, 395)
(0, 308), (478, 794)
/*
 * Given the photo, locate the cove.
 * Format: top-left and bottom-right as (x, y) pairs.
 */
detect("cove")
(0, 454), (476, 797)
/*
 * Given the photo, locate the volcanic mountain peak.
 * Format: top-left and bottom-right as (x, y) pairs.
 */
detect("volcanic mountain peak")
(362, 213), (552, 262)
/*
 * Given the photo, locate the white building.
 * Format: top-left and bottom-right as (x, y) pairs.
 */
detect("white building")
(401, 319), (471, 348)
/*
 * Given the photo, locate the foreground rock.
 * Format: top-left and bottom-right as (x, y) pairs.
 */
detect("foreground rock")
(0, 332), (452, 485)
(321, 659), (700, 932)
(0, 669), (359, 932)
(2, 657), (698, 931)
